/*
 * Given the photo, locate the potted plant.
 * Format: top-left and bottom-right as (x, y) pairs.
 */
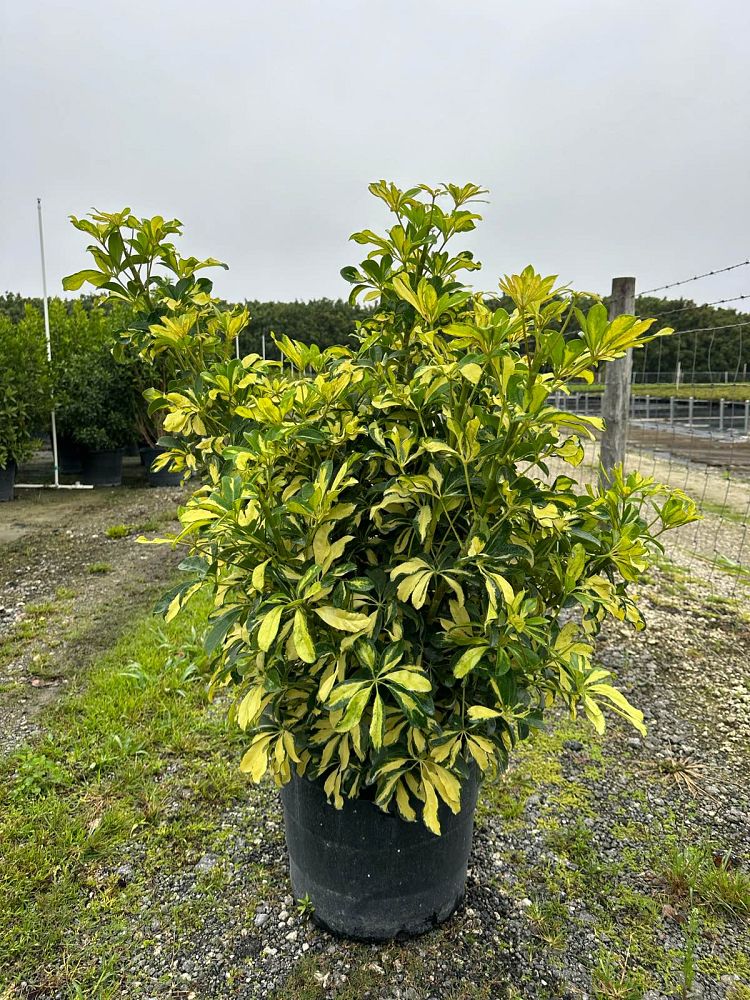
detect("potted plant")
(0, 312), (51, 500)
(55, 339), (137, 486)
(65, 184), (698, 939)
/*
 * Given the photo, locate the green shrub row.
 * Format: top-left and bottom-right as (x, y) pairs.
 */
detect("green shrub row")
(0, 295), (364, 469)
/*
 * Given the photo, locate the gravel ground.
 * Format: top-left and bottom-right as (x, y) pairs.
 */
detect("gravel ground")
(3, 458), (749, 999)
(27, 572), (744, 1000)
(0, 463), (185, 755)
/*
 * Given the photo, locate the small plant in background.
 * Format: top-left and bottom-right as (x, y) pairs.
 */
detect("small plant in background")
(11, 749), (68, 799)
(680, 895), (700, 999)
(105, 524), (131, 539)
(653, 754), (708, 797)
(663, 844), (750, 918)
(119, 624), (211, 698)
(87, 562), (112, 575)
(296, 894), (315, 918)
(54, 337), (137, 454)
(592, 940), (646, 1000)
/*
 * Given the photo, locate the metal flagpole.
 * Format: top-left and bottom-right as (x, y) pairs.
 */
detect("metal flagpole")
(38, 198), (60, 488)
(16, 200), (92, 490)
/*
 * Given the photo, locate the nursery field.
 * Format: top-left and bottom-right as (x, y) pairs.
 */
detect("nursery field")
(0, 467), (749, 1000)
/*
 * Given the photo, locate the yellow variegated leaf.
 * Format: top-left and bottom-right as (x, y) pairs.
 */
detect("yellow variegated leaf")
(237, 686), (265, 730)
(416, 505), (432, 543)
(384, 669), (432, 693)
(369, 692), (384, 749)
(426, 762), (461, 813)
(454, 645), (488, 679)
(252, 559), (270, 592)
(315, 606), (373, 633)
(293, 609), (316, 663)
(318, 664), (337, 703)
(395, 781), (416, 822)
(239, 735), (273, 781)
(422, 779), (441, 835)
(467, 704), (502, 720)
(282, 729), (300, 763)
(257, 605), (284, 651)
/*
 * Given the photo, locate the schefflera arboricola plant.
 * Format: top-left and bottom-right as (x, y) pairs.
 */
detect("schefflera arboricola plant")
(66, 183), (698, 834)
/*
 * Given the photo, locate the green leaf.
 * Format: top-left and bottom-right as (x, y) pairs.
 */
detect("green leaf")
(335, 686), (372, 731)
(61, 269), (110, 291)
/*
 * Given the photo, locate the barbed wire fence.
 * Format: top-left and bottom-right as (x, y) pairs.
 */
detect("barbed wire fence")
(554, 259), (750, 603)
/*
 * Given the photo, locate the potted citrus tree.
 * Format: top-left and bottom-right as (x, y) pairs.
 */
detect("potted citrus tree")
(64, 183), (698, 939)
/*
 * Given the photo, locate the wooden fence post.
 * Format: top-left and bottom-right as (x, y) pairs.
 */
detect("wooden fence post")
(599, 276), (636, 484)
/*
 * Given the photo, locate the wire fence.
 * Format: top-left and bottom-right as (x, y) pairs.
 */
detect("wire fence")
(567, 258), (750, 602)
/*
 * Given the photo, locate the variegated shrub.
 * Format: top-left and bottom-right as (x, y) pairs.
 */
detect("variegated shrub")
(65, 183), (698, 833)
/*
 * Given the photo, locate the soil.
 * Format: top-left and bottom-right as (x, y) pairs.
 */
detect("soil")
(0, 457), (187, 755)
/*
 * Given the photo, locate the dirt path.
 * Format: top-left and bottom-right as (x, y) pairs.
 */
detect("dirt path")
(0, 470), (187, 755)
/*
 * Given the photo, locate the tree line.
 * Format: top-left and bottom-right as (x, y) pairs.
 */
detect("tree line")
(1, 291), (748, 380)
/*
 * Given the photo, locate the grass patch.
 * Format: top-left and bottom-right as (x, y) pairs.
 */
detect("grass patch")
(662, 845), (750, 918)
(0, 587), (255, 993)
(573, 381), (750, 401)
(134, 508), (179, 533)
(105, 524), (131, 539)
(87, 562), (112, 574)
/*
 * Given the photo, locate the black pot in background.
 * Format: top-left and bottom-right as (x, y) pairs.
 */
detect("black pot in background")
(56, 436), (85, 476)
(0, 461), (17, 502)
(280, 768), (479, 940)
(141, 446), (182, 488)
(80, 449), (123, 487)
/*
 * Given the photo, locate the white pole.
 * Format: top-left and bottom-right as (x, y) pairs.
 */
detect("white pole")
(262, 331), (266, 360)
(37, 198), (59, 488)
(235, 335), (240, 360)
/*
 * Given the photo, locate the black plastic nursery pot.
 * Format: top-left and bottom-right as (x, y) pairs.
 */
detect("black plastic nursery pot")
(57, 436), (85, 476)
(141, 446), (182, 488)
(0, 461), (17, 502)
(80, 449), (124, 487)
(280, 769), (479, 940)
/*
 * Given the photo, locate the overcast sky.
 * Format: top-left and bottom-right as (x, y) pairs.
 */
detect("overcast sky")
(2, 0), (749, 313)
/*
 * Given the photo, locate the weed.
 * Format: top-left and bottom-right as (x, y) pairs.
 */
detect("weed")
(592, 940), (650, 999)
(680, 898), (699, 999)
(650, 755), (709, 797)
(87, 562), (112, 575)
(526, 899), (567, 948)
(663, 844), (750, 917)
(105, 524), (131, 539)
(10, 748), (70, 799)
(296, 894), (315, 918)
